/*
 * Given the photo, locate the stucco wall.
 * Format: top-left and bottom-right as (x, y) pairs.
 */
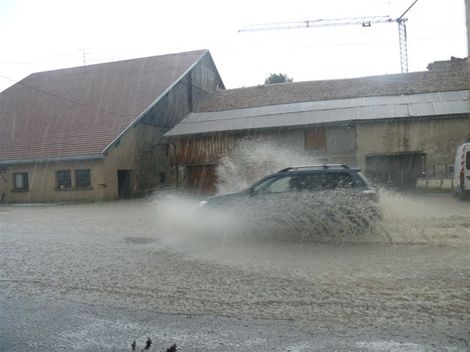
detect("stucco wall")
(226, 127), (357, 164)
(102, 124), (138, 199)
(356, 116), (470, 171)
(0, 159), (106, 203)
(0, 122), (140, 203)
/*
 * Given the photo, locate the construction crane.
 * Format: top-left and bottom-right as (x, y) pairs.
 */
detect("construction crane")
(239, 0), (418, 73)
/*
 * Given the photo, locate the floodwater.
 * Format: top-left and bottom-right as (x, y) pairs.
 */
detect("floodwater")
(1, 191), (469, 351)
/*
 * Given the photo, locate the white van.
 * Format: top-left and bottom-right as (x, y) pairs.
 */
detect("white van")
(453, 142), (470, 199)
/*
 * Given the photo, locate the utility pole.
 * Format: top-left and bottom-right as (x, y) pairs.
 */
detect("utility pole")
(79, 48), (87, 66)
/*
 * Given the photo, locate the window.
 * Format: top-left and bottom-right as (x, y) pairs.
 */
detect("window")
(322, 172), (355, 189)
(75, 169), (91, 188)
(13, 172), (29, 191)
(252, 176), (293, 193)
(56, 170), (72, 189)
(304, 127), (326, 150)
(466, 151), (470, 170)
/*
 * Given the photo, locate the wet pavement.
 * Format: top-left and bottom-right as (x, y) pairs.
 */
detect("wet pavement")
(1, 193), (469, 351)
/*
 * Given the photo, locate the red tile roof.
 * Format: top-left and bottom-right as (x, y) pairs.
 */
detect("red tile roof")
(195, 66), (469, 113)
(0, 50), (208, 162)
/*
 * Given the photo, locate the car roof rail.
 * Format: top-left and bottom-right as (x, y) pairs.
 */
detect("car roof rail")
(278, 164), (350, 172)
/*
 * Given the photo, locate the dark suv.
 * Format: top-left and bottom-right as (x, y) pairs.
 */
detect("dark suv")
(200, 164), (381, 230)
(201, 164), (378, 205)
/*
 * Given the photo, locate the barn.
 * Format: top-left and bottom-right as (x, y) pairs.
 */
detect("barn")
(0, 50), (223, 203)
(165, 57), (470, 194)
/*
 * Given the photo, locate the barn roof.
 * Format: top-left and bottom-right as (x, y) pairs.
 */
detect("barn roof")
(0, 50), (209, 164)
(166, 61), (470, 137)
(195, 63), (469, 112)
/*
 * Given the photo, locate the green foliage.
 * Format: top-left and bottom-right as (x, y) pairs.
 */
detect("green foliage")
(264, 73), (293, 85)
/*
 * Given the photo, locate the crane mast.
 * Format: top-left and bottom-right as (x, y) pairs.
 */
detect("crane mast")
(239, 1), (418, 73)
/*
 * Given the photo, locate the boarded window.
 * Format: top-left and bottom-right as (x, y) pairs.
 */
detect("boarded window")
(75, 169), (91, 188)
(304, 128), (326, 150)
(14, 172), (29, 191)
(57, 170), (72, 189)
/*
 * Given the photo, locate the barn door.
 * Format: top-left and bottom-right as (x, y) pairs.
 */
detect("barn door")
(187, 165), (216, 195)
(117, 169), (132, 198)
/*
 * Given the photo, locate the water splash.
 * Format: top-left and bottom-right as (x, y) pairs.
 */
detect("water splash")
(215, 137), (319, 194)
(152, 139), (470, 247)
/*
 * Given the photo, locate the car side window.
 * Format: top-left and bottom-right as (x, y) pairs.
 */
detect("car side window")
(289, 174), (322, 191)
(253, 176), (293, 193)
(321, 172), (355, 189)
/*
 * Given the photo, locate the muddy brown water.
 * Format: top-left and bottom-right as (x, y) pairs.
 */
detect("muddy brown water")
(1, 192), (469, 351)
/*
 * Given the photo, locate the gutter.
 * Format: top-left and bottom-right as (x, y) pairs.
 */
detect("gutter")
(0, 153), (105, 166)
(102, 50), (212, 154)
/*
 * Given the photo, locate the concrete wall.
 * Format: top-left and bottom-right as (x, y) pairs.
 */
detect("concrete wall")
(356, 116), (470, 173)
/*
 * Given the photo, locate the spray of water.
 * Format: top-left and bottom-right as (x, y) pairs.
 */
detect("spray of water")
(152, 139), (470, 249)
(215, 137), (318, 194)
(153, 140), (381, 246)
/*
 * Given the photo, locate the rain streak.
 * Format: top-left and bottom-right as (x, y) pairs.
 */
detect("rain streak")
(1, 142), (469, 351)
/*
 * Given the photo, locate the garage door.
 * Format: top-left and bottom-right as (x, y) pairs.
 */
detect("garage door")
(366, 153), (426, 190)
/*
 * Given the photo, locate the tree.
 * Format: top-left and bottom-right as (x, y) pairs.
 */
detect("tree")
(264, 73), (293, 85)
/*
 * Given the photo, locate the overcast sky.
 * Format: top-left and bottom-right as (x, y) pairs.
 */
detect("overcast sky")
(0, 0), (467, 92)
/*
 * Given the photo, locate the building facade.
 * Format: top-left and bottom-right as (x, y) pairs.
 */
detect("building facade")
(0, 50), (224, 203)
(165, 58), (470, 193)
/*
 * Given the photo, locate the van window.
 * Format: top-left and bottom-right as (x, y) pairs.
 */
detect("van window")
(466, 151), (470, 170)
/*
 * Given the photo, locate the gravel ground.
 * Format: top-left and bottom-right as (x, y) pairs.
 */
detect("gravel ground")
(1, 192), (469, 351)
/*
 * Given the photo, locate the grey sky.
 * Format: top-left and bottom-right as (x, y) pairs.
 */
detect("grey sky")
(0, 0), (467, 92)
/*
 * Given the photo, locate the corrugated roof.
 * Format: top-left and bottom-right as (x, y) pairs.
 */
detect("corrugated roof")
(195, 67), (469, 112)
(0, 50), (208, 162)
(166, 90), (470, 137)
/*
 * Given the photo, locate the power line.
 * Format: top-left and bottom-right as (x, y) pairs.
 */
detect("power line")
(0, 73), (130, 118)
(0, 72), (215, 117)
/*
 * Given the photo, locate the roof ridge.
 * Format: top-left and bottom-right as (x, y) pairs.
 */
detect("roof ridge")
(224, 68), (467, 93)
(27, 49), (209, 77)
(195, 67), (469, 113)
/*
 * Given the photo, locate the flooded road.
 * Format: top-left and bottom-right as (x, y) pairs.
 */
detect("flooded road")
(1, 193), (469, 351)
